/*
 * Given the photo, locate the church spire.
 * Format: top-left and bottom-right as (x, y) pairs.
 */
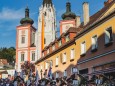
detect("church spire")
(62, 2), (76, 20)
(20, 7), (34, 25)
(43, 0), (52, 7)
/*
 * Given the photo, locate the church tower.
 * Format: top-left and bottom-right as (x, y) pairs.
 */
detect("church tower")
(36, 0), (56, 58)
(16, 7), (36, 72)
(60, 2), (76, 35)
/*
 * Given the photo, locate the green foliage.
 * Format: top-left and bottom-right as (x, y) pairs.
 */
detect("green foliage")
(0, 47), (16, 63)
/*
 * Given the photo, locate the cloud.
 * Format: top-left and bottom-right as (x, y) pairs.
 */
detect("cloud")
(0, 7), (24, 21)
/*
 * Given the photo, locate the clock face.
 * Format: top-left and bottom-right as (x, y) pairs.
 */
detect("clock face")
(62, 24), (73, 33)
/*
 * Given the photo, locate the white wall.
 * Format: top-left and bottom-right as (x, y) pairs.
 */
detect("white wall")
(18, 29), (28, 48)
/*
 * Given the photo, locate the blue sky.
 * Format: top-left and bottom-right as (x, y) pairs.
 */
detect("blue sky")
(0, 0), (106, 48)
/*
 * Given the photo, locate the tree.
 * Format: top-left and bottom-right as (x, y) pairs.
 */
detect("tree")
(0, 47), (16, 63)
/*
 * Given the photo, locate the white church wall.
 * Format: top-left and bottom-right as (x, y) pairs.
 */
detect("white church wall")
(18, 29), (28, 48)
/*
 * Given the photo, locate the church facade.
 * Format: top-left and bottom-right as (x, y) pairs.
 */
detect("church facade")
(16, 0), (56, 72)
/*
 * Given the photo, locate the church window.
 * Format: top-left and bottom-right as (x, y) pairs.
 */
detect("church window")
(32, 52), (35, 61)
(32, 33), (35, 44)
(44, 12), (47, 16)
(21, 53), (24, 62)
(21, 35), (25, 44)
(49, 8), (51, 12)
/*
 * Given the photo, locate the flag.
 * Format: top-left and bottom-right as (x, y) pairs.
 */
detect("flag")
(30, 69), (32, 77)
(41, 13), (45, 51)
(35, 69), (40, 86)
(14, 70), (17, 78)
(48, 67), (52, 79)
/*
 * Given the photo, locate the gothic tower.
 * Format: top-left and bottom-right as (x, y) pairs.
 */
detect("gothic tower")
(36, 0), (56, 59)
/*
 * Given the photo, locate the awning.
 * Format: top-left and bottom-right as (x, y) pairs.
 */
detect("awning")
(83, 67), (115, 76)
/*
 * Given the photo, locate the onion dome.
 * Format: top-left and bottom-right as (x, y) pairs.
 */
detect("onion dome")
(43, 0), (52, 7)
(62, 2), (76, 20)
(20, 7), (34, 25)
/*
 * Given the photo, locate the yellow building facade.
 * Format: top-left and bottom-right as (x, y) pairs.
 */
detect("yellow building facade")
(35, 0), (115, 79)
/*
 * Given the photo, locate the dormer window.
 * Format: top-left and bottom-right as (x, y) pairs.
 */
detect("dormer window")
(58, 40), (62, 47)
(42, 53), (44, 57)
(66, 35), (70, 42)
(52, 45), (55, 51)
(47, 49), (49, 54)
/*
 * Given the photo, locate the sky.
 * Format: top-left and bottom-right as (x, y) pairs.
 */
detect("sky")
(0, 0), (106, 48)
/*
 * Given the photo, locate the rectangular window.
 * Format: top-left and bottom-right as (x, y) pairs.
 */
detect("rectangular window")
(42, 53), (44, 57)
(32, 52), (35, 61)
(32, 33), (35, 44)
(56, 57), (58, 66)
(105, 27), (113, 44)
(81, 41), (86, 55)
(63, 53), (66, 63)
(47, 49), (49, 54)
(56, 72), (59, 78)
(66, 35), (70, 42)
(63, 70), (67, 77)
(21, 36), (25, 44)
(58, 40), (62, 47)
(70, 49), (74, 60)
(40, 65), (43, 70)
(21, 53), (24, 62)
(92, 35), (98, 50)
(45, 62), (48, 70)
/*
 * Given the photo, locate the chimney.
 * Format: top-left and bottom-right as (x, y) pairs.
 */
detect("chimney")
(104, 0), (113, 6)
(83, 2), (89, 26)
(76, 16), (81, 28)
